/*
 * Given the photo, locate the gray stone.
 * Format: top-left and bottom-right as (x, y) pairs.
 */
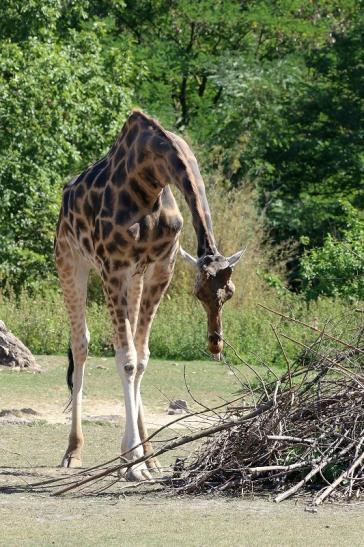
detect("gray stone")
(167, 399), (189, 415)
(0, 321), (40, 371)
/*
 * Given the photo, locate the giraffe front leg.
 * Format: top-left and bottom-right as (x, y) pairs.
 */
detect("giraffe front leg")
(116, 345), (152, 481)
(134, 254), (177, 475)
(134, 352), (161, 475)
(103, 271), (151, 481)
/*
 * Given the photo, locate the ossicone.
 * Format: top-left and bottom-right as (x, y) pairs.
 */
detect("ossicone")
(180, 246), (198, 268)
(226, 248), (246, 268)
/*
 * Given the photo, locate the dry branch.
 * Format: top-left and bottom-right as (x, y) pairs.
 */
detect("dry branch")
(259, 304), (364, 355)
(169, 309), (364, 504)
(53, 399), (274, 496)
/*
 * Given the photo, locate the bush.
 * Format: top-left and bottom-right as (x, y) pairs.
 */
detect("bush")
(301, 215), (364, 301)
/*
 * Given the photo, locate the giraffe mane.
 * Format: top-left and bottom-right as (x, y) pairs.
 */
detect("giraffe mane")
(128, 109), (200, 201)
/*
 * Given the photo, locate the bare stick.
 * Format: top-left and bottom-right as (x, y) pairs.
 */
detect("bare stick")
(249, 460), (314, 474)
(266, 435), (316, 445)
(31, 394), (245, 489)
(279, 332), (364, 388)
(314, 441), (364, 506)
(220, 336), (269, 400)
(183, 364), (222, 420)
(270, 323), (292, 390)
(274, 439), (356, 503)
(54, 399), (274, 496)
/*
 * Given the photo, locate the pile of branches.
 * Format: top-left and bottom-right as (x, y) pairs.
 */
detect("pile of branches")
(174, 307), (364, 504)
(41, 307), (363, 506)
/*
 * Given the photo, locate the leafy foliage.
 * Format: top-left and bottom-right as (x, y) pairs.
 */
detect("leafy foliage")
(0, 10), (134, 291)
(301, 214), (364, 300)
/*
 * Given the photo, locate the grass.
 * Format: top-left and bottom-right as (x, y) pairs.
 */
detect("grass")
(0, 286), (355, 367)
(1, 484), (364, 547)
(1, 471), (364, 547)
(2, 355), (364, 546)
(0, 354), (270, 473)
(0, 355), (257, 413)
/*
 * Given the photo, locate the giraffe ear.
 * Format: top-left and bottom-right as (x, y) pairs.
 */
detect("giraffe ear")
(227, 248), (246, 268)
(180, 247), (198, 268)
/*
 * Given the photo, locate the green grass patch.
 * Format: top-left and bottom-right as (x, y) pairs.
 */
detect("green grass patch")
(1, 355), (273, 413)
(0, 289), (356, 368)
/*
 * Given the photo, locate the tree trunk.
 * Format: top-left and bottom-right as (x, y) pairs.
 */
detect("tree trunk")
(0, 321), (40, 371)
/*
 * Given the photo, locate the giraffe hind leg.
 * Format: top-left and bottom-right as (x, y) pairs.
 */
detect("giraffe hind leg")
(56, 241), (90, 468)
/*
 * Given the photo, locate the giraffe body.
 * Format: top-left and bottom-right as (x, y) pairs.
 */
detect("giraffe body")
(55, 110), (243, 477)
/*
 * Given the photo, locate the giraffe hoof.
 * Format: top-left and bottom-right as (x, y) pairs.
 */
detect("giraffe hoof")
(117, 461), (151, 481)
(146, 457), (161, 475)
(61, 453), (82, 468)
(122, 464), (152, 482)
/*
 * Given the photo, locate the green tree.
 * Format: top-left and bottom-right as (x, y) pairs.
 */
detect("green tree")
(260, 19), (363, 249)
(0, 12), (134, 291)
(191, 6), (362, 288)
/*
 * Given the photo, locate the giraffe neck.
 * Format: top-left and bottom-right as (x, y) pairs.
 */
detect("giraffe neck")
(168, 141), (217, 257)
(116, 111), (218, 258)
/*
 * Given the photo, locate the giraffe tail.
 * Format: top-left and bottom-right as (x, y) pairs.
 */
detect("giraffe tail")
(63, 346), (74, 413)
(67, 345), (74, 393)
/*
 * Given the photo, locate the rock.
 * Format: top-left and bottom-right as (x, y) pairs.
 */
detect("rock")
(0, 321), (40, 371)
(167, 399), (189, 415)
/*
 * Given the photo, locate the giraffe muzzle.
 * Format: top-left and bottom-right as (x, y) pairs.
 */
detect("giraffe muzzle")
(208, 333), (223, 355)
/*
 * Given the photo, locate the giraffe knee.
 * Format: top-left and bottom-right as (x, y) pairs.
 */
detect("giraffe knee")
(115, 348), (138, 378)
(137, 361), (147, 374)
(136, 348), (150, 376)
(123, 363), (136, 375)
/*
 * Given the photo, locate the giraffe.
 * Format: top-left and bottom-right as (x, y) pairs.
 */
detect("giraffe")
(55, 110), (244, 480)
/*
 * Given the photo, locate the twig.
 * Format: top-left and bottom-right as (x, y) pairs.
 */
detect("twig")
(249, 460), (313, 474)
(220, 336), (270, 400)
(314, 450), (364, 506)
(270, 323), (292, 390)
(314, 438), (364, 506)
(274, 438), (355, 503)
(266, 435), (315, 445)
(53, 399), (274, 496)
(31, 395), (245, 489)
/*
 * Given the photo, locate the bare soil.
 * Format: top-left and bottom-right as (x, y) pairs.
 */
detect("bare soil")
(1, 356), (364, 546)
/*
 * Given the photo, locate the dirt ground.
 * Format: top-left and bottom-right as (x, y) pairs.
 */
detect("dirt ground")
(1, 356), (364, 546)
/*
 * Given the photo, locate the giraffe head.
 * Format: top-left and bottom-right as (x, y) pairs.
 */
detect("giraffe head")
(180, 248), (245, 359)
